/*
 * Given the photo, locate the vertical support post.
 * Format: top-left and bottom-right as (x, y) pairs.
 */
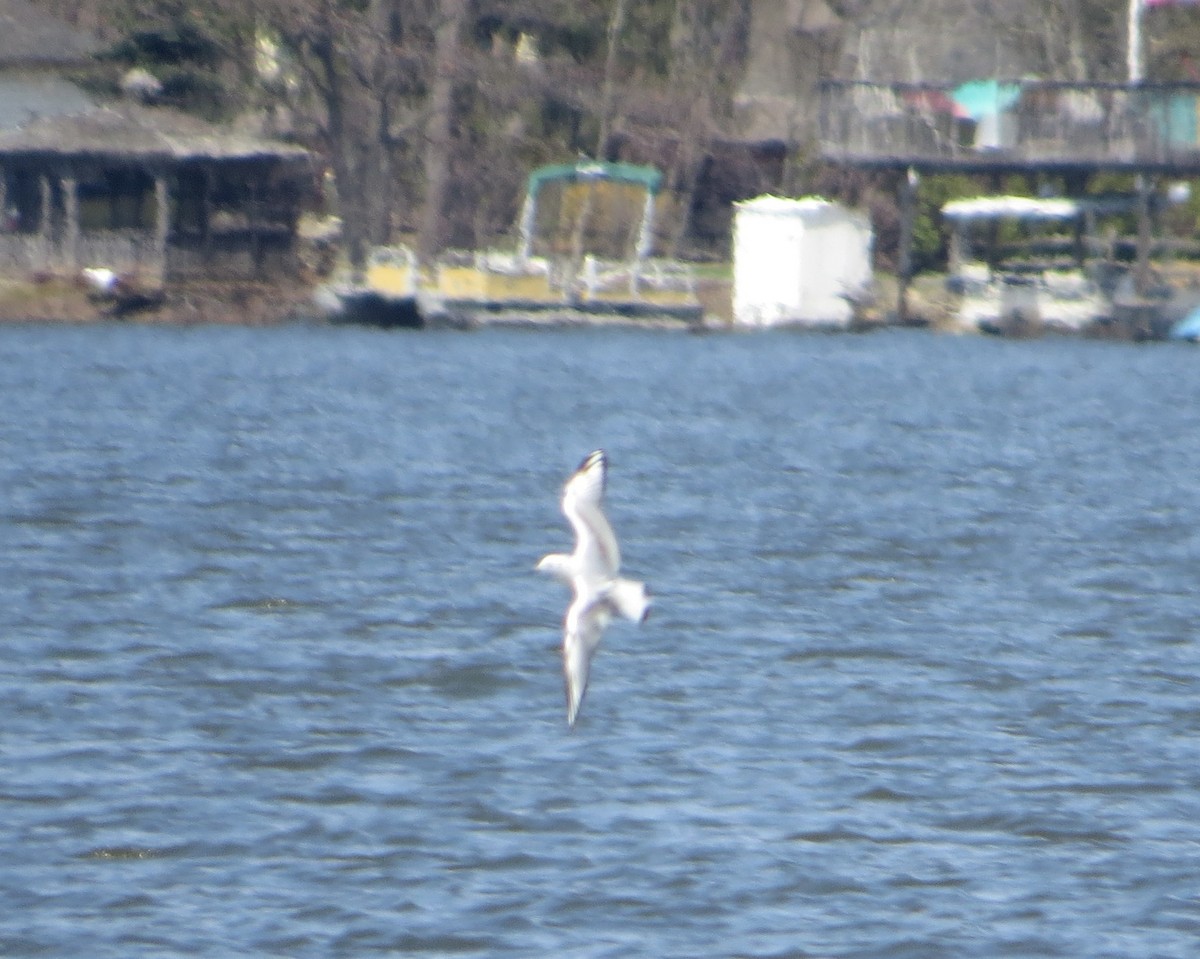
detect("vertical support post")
(947, 227), (964, 276)
(251, 175), (263, 278)
(1068, 170), (1091, 269)
(896, 166), (919, 325)
(985, 172), (1002, 271)
(630, 189), (656, 296)
(63, 174), (78, 272)
(154, 172), (169, 282)
(516, 191), (536, 264)
(39, 174), (52, 263)
(201, 165), (213, 264)
(1135, 173), (1152, 295)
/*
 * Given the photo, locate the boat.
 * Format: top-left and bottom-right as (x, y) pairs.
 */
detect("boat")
(951, 262), (1111, 336)
(320, 245), (422, 328)
(942, 195), (1119, 335)
(322, 161), (702, 328)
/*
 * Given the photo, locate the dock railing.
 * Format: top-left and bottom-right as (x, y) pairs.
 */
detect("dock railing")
(819, 80), (1200, 171)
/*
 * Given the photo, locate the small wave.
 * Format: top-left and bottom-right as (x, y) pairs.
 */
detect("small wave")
(209, 596), (314, 613)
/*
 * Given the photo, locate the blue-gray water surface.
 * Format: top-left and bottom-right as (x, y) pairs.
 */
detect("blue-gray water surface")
(2, 323), (1199, 958)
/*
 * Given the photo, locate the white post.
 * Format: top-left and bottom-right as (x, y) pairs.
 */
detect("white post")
(63, 174), (78, 271)
(516, 192), (536, 264)
(1129, 0), (1144, 83)
(630, 190), (656, 296)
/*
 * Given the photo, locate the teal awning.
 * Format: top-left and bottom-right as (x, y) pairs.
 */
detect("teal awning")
(526, 161), (663, 198)
(951, 80), (1022, 120)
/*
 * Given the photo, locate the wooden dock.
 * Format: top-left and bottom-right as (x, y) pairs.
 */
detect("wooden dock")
(818, 80), (1200, 331)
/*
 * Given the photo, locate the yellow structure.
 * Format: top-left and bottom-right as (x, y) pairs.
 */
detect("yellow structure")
(363, 246), (417, 299)
(335, 162), (701, 326)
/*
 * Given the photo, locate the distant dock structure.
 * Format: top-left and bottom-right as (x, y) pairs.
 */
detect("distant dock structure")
(818, 79), (1200, 325)
(819, 79), (1200, 176)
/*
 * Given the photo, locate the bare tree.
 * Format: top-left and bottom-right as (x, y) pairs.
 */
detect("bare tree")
(975, 0), (1123, 81)
(834, 0), (1125, 83)
(221, 0), (439, 268)
(418, 0), (468, 261)
(661, 0), (749, 255)
(594, 0), (630, 160)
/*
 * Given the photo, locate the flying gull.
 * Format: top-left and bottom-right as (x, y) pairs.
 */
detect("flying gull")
(537, 450), (650, 726)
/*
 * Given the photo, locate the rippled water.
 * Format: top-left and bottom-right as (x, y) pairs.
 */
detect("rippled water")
(2, 323), (1200, 958)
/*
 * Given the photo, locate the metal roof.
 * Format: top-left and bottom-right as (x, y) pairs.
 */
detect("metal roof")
(0, 75), (93, 131)
(0, 102), (311, 163)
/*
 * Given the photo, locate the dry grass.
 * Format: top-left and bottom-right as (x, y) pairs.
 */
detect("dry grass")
(0, 276), (317, 325)
(0, 278), (96, 322)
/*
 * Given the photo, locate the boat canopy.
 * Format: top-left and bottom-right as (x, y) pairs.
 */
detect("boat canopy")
(525, 161), (663, 198)
(517, 161), (663, 264)
(942, 195), (1138, 222)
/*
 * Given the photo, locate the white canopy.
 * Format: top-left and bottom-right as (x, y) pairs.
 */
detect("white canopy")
(941, 196), (1081, 222)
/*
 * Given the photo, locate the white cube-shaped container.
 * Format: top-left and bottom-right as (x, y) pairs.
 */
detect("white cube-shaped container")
(733, 196), (873, 328)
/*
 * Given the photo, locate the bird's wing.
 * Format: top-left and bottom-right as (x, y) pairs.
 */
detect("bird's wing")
(562, 596), (612, 727)
(561, 450), (621, 579)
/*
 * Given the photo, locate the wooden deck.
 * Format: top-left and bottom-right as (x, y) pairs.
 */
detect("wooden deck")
(819, 80), (1200, 175)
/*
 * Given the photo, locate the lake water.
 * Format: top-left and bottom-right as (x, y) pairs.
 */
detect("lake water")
(2, 322), (1199, 958)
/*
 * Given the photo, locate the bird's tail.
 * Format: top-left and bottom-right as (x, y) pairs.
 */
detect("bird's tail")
(606, 578), (650, 623)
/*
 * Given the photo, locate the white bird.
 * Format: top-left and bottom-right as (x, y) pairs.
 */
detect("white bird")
(81, 267), (120, 294)
(537, 449), (650, 726)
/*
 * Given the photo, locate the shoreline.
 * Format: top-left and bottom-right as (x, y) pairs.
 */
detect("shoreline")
(0, 277), (318, 327)
(0, 271), (1193, 341)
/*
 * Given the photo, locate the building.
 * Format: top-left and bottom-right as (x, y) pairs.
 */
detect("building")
(0, 103), (313, 283)
(0, 0), (313, 286)
(732, 195), (872, 328)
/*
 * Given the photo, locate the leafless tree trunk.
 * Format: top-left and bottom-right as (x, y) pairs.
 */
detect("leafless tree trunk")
(595, 0), (630, 161)
(561, 0), (631, 286)
(249, 0), (367, 268)
(362, 0), (397, 248)
(664, 0), (748, 257)
(418, 0), (467, 262)
(307, 1), (371, 269)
